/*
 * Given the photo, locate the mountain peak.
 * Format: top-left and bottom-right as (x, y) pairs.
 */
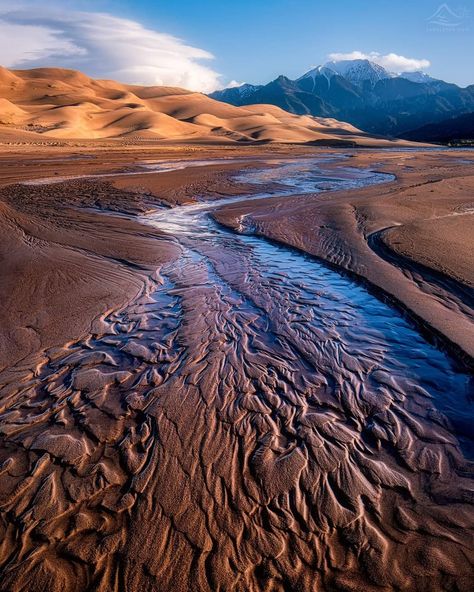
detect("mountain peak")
(323, 59), (392, 86)
(231, 82), (261, 96)
(298, 59), (393, 88)
(298, 65), (336, 82)
(298, 59), (438, 88)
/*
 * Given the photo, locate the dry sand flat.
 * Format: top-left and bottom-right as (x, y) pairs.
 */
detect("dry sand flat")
(0, 147), (472, 592)
(0, 66), (413, 146)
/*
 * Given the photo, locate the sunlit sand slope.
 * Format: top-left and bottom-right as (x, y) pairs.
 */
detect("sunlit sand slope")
(0, 66), (406, 145)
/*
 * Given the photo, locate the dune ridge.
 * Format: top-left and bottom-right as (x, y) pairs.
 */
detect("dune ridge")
(0, 66), (403, 145)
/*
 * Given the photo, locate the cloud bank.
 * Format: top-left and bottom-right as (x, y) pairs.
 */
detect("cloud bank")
(328, 51), (431, 72)
(0, 7), (222, 92)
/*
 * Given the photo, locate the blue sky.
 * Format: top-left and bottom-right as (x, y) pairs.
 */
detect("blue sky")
(114, 0), (473, 84)
(0, 0), (472, 89)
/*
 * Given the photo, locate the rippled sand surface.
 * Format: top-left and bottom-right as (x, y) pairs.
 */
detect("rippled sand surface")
(0, 158), (472, 592)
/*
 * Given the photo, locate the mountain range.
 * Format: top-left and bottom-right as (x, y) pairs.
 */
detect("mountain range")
(210, 59), (474, 139)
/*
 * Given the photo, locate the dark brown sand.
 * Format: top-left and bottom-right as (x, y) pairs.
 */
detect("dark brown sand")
(0, 146), (473, 592)
(0, 179), (180, 371)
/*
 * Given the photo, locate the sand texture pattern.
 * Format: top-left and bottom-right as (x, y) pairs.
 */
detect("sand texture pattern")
(0, 149), (472, 592)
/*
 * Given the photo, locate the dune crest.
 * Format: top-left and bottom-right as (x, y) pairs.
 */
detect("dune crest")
(0, 66), (400, 144)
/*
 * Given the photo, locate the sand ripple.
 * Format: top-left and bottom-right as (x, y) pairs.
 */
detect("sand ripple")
(0, 162), (472, 591)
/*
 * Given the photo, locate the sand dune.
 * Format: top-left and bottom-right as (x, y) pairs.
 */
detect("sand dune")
(0, 66), (407, 145)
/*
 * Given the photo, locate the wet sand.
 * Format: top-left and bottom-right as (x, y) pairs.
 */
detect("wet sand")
(0, 179), (180, 371)
(0, 146), (473, 592)
(215, 149), (474, 361)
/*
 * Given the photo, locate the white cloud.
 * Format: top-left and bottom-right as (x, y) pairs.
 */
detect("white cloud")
(0, 6), (222, 92)
(0, 20), (86, 64)
(328, 51), (431, 72)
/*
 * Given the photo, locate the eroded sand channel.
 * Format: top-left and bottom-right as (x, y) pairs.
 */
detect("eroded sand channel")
(0, 158), (473, 592)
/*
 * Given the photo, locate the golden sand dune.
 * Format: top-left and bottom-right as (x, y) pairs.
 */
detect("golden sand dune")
(0, 66), (401, 144)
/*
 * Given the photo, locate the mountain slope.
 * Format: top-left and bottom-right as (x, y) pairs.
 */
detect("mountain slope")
(402, 112), (474, 143)
(210, 60), (474, 136)
(0, 66), (404, 145)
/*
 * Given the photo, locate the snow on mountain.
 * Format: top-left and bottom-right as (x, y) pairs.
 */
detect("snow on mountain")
(226, 83), (262, 98)
(298, 65), (337, 82)
(397, 71), (438, 84)
(298, 59), (435, 87)
(297, 65), (338, 91)
(323, 59), (392, 86)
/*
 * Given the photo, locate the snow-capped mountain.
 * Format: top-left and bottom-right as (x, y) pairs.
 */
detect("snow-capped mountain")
(230, 83), (262, 98)
(211, 82), (263, 104)
(298, 65), (338, 83)
(298, 59), (437, 88)
(320, 59), (392, 87)
(223, 60), (439, 100)
(210, 59), (474, 138)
